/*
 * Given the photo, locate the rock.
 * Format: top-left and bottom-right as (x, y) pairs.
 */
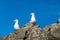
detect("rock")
(2, 23), (60, 40)
(43, 23), (60, 40)
(3, 29), (26, 40)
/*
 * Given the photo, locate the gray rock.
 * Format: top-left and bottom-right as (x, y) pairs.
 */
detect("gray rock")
(2, 23), (60, 40)
(44, 23), (60, 40)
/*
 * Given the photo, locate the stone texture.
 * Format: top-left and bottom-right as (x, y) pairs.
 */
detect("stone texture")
(43, 23), (60, 40)
(1, 23), (60, 40)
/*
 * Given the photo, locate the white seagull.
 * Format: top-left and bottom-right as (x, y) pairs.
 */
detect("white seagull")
(14, 19), (20, 30)
(57, 18), (60, 23)
(30, 13), (36, 24)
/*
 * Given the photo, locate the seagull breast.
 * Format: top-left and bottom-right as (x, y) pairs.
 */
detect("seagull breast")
(14, 19), (20, 30)
(30, 13), (36, 24)
(31, 14), (36, 21)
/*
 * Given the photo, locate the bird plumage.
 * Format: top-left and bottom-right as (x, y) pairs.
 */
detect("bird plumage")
(57, 18), (60, 23)
(14, 19), (20, 30)
(30, 13), (36, 24)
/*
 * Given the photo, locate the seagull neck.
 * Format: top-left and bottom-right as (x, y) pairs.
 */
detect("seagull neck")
(16, 21), (18, 24)
(32, 15), (35, 17)
(32, 15), (34, 16)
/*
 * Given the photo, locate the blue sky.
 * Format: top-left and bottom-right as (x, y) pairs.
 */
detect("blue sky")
(0, 0), (60, 37)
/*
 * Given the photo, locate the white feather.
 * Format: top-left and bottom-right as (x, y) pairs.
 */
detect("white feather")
(14, 19), (20, 30)
(30, 13), (36, 23)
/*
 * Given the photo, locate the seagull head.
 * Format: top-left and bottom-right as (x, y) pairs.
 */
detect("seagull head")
(14, 19), (18, 22)
(30, 13), (35, 16)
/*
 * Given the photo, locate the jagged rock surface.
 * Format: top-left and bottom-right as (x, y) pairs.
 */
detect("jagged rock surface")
(1, 23), (60, 40)
(43, 23), (60, 40)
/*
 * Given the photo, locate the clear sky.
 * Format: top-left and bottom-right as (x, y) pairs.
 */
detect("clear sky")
(0, 0), (60, 37)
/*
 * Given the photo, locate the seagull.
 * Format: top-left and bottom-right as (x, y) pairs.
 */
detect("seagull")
(30, 13), (36, 24)
(57, 18), (60, 23)
(14, 19), (20, 30)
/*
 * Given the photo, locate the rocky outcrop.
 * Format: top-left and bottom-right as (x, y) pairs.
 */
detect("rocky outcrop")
(1, 23), (60, 40)
(43, 23), (60, 40)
